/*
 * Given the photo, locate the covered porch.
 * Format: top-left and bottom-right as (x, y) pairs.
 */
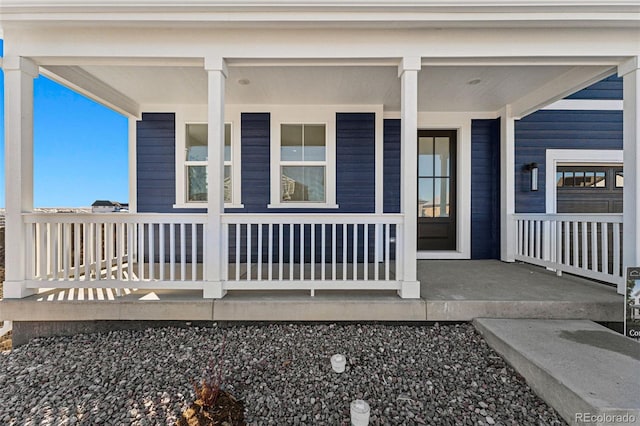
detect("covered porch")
(0, 261), (623, 326)
(1, 4), (638, 310)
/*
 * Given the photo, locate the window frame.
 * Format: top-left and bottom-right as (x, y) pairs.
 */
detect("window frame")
(268, 107), (338, 209)
(174, 107), (243, 209)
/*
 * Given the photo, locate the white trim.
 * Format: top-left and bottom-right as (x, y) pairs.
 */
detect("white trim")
(415, 112), (474, 260)
(267, 203), (339, 209)
(500, 105), (516, 261)
(174, 105), (243, 208)
(544, 149), (623, 214)
(128, 117), (137, 213)
(541, 99), (623, 111)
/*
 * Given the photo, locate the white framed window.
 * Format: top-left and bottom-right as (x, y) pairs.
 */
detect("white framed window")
(184, 122), (232, 203)
(174, 107), (242, 208)
(269, 107), (337, 208)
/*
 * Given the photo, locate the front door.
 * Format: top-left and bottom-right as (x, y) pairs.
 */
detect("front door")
(417, 130), (456, 250)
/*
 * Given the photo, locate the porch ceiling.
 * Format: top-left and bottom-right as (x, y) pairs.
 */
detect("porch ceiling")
(46, 62), (615, 115)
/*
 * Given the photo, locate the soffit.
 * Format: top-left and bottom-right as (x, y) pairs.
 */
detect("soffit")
(77, 64), (607, 113)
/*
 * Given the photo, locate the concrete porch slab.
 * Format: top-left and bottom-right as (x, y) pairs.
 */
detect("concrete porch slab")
(421, 260), (622, 321)
(474, 319), (640, 426)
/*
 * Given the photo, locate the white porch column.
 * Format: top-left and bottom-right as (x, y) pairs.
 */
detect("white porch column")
(398, 57), (421, 299)
(500, 105), (516, 262)
(619, 57), (640, 295)
(203, 57), (228, 299)
(2, 57), (38, 298)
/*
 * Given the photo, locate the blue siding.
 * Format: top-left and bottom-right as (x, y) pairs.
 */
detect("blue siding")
(566, 75), (622, 100)
(514, 110), (623, 213)
(471, 119), (501, 259)
(383, 119), (401, 214)
(336, 113), (376, 213)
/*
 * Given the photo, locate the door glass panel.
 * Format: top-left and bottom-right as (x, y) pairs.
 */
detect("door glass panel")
(574, 171), (584, 187)
(433, 178), (450, 217)
(556, 172), (564, 187)
(418, 137), (434, 176)
(418, 178), (434, 218)
(434, 137), (450, 176)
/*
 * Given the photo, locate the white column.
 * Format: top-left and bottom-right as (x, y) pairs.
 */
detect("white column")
(398, 57), (421, 299)
(203, 57), (228, 299)
(620, 57), (640, 295)
(127, 117), (138, 213)
(500, 105), (516, 262)
(2, 57), (38, 298)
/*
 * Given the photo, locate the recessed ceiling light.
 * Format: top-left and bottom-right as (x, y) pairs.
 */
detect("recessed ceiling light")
(467, 79), (482, 85)
(238, 78), (251, 85)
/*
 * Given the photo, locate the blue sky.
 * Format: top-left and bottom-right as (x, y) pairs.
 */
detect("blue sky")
(0, 40), (129, 208)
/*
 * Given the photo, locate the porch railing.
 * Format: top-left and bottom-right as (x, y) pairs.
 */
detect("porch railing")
(512, 213), (624, 286)
(23, 213), (207, 289)
(221, 214), (403, 293)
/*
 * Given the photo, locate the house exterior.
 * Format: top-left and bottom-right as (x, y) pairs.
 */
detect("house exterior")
(91, 200), (125, 214)
(0, 1), (638, 307)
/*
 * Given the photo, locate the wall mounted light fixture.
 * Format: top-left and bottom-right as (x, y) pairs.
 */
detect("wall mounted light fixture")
(525, 162), (539, 191)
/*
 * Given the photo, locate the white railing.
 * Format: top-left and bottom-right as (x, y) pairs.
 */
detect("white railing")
(221, 214), (403, 293)
(23, 213), (207, 289)
(513, 213), (623, 286)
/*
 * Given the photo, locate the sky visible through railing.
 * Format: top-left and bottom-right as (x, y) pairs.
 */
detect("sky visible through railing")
(0, 39), (129, 208)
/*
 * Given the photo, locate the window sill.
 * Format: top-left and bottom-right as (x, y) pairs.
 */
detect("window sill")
(172, 203), (245, 209)
(267, 203), (340, 209)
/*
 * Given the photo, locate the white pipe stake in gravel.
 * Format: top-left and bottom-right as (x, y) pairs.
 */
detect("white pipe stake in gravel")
(350, 399), (370, 426)
(331, 354), (346, 373)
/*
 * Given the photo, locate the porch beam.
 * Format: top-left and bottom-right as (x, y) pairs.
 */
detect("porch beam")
(203, 56), (228, 299)
(398, 56), (421, 299)
(2, 56), (38, 298)
(500, 105), (516, 262)
(619, 56), (640, 295)
(40, 65), (140, 118)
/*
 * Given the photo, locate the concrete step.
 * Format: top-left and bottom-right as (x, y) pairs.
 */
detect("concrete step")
(474, 319), (640, 426)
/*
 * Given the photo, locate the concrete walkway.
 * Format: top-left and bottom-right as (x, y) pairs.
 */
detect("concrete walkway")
(474, 318), (640, 426)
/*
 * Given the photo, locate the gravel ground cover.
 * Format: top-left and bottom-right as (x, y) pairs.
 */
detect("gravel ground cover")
(0, 323), (566, 425)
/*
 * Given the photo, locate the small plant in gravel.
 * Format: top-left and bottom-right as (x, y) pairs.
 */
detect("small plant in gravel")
(177, 335), (245, 426)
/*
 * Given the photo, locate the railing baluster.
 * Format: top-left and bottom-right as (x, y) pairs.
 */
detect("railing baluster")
(581, 221), (588, 269)
(311, 224), (315, 281)
(343, 224), (348, 281)
(364, 224), (369, 281)
(353, 223), (358, 280)
(159, 223), (165, 281)
(534, 220), (541, 259)
(127, 223), (134, 281)
(247, 223), (252, 281)
(300, 223), (305, 281)
(51, 222), (59, 280)
(235, 224), (241, 281)
(572, 221), (579, 267)
(180, 223), (186, 281)
(613, 222), (620, 277)
(191, 223), (197, 281)
(25, 223), (34, 280)
(84, 223), (91, 281)
(268, 224), (274, 281)
(528, 220), (534, 258)
(57, 223), (63, 278)
(63, 223), (70, 281)
(170, 223), (176, 281)
(591, 222), (598, 272)
(563, 221), (570, 266)
(148, 223), (155, 281)
(522, 220), (529, 257)
(374, 223), (380, 281)
(332, 223), (337, 281)
(321, 224), (326, 281)
(257, 224), (263, 281)
(106, 222), (113, 280)
(97, 222), (104, 280)
(289, 224), (294, 280)
(278, 224), (284, 280)
(139, 223), (146, 281)
(556, 221), (562, 267)
(601, 222), (608, 275)
(116, 223), (124, 281)
(385, 223), (390, 281)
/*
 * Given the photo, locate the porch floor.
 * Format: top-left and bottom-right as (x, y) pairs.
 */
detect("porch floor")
(0, 260), (623, 322)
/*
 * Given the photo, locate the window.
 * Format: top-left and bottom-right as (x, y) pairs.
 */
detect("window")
(556, 168), (606, 188)
(615, 171), (623, 188)
(184, 122), (232, 204)
(280, 124), (326, 203)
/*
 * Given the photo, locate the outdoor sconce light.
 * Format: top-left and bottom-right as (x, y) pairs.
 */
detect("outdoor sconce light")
(525, 162), (539, 191)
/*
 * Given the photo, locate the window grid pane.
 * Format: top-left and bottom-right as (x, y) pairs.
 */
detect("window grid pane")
(281, 166), (325, 202)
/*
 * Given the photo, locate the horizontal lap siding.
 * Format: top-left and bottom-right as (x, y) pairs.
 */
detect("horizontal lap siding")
(566, 75), (622, 100)
(514, 110), (623, 213)
(471, 119), (501, 259)
(383, 119), (401, 214)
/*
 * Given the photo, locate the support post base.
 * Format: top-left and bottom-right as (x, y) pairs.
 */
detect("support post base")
(203, 282), (227, 299)
(398, 281), (420, 299)
(2, 281), (36, 299)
